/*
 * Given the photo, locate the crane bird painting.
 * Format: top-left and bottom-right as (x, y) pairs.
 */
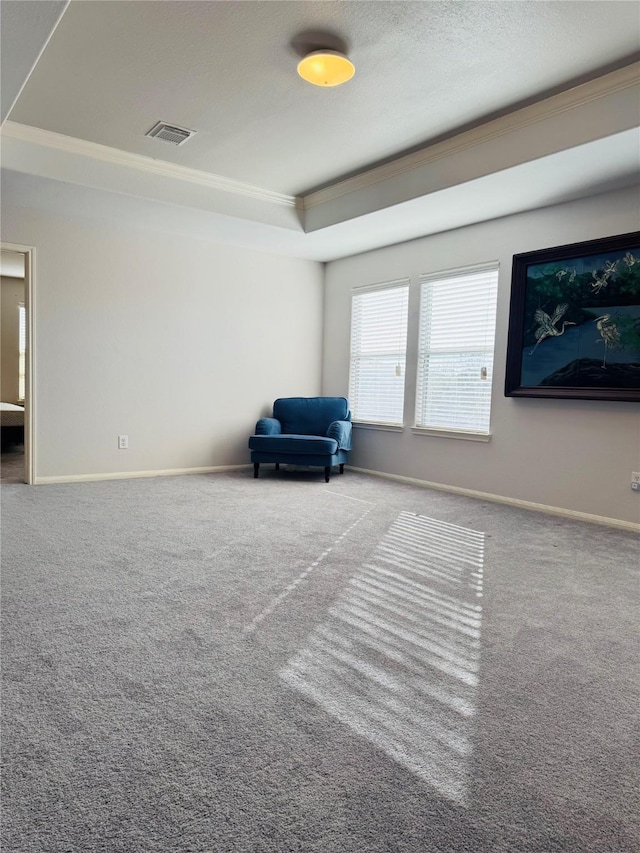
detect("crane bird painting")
(506, 233), (640, 400)
(594, 314), (621, 369)
(530, 303), (575, 355)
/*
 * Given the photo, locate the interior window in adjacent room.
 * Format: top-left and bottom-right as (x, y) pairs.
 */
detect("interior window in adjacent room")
(349, 279), (409, 426)
(18, 303), (26, 404)
(415, 264), (499, 435)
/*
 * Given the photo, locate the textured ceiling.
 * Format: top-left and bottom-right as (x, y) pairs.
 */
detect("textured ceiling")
(0, 0), (67, 123)
(2, 1), (639, 261)
(7, 0), (640, 195)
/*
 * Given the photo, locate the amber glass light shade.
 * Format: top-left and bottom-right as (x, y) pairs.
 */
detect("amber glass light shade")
(297, 51), (355, 87)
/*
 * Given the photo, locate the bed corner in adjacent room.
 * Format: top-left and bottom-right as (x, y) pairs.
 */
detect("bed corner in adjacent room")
(1, 402), (25, 449)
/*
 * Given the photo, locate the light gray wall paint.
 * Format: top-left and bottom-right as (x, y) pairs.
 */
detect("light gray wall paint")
(323, 186), (640, 525)
(1, 207), (323, 478)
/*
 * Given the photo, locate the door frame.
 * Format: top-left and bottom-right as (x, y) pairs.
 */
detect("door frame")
(2, 242), (35, 484)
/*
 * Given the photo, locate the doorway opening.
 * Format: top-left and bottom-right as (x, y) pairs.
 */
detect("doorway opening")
(1, 245), (34, 484)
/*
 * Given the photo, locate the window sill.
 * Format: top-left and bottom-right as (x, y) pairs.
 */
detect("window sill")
(410, 427), (491, 442)
(353, 421), (404, 432)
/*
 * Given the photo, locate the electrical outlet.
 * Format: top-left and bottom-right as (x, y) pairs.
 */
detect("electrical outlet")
(631, 472), (640, 492)
(118, 435), (128, 450)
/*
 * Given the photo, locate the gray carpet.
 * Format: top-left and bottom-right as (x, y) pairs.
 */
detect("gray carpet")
(1, 469), (639, 852)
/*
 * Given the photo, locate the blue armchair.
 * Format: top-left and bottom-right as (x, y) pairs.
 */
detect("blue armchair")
(249, 397), (352, 483)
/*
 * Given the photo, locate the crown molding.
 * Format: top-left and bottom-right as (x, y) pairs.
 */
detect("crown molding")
(1, 121), (297, 208)
(303, 61), (640, 209)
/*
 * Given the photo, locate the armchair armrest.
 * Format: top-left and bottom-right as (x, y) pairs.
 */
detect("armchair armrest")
(326, 419), (352, 450)
(255, 417), (281, 435)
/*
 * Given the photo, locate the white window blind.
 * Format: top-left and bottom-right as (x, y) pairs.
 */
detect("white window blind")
(18, 303), (26, 403)
(416, 264), (498, 434)
(349, 281), (409, 425)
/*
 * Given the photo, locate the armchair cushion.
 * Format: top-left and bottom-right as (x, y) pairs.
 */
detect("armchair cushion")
(273, 397), (350, 435)
(249, 434), (338, 455)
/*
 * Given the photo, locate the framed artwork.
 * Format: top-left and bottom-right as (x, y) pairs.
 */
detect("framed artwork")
(505, 231), (640, 401)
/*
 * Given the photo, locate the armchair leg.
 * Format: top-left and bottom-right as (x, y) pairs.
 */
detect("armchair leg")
(339, 463), (344, 474)
(275, 463), (280, 471)
(324, 466), (331, 483)
(253, 463), (260, 479)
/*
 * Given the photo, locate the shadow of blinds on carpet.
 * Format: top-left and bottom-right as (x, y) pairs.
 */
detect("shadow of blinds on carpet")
(280, 511), (485, 806)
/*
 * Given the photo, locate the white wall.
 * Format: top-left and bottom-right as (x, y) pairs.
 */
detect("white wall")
(1, 275), (25, 403)
(323, 186), (640, 525)
(1, 206), (324, 479)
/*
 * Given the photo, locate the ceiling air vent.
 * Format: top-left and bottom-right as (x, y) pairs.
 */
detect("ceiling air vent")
(145, 121), (196, 146)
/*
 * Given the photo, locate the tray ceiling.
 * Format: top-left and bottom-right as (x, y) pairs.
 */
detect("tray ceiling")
(1, 1), (639, 260)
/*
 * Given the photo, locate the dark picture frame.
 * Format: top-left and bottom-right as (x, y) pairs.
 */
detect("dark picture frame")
(505, 231), (640, 401)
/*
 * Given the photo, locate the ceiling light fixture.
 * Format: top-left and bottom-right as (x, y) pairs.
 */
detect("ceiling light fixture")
(297, 50), (355, 87)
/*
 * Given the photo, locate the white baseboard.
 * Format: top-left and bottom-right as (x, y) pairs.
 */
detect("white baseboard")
(34, 464), (251, 485)
(29, 463), (640, 532)
(350, 466), (640, 533)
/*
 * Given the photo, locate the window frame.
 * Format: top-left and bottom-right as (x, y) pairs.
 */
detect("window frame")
(348, 278), (410, 428)
(18, 302), (26, 404)
(414, 262), (499, 439)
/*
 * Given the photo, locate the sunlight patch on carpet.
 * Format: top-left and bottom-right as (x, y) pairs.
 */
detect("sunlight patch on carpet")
(280, 511), (485, 806)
